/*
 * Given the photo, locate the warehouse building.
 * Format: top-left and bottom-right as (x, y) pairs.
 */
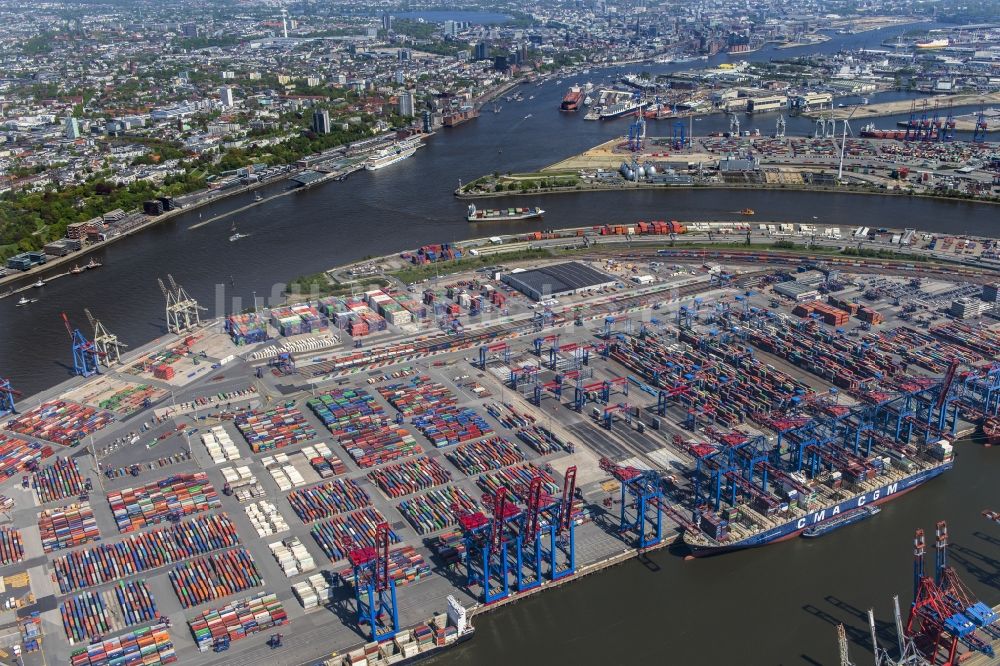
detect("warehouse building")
(773, 280), (819, 302)
(502, 261), (616, 301)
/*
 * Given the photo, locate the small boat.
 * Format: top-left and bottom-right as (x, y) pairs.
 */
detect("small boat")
(740, 208), (755, 216)
(16, 296), (37, 306)
(524, 114), (533, 120)
(31, 279), (45, 288)
(229, 221), (247, 242)
(255, 191), (263, 202)
(70, 265), (84, 275)
(85, 259), (102, 269)
(802, 505), (881, 538)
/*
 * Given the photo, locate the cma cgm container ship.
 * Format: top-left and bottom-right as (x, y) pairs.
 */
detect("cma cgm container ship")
(683, 440), (954, 556)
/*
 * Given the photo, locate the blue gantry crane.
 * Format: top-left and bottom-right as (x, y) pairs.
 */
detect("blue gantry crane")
(478, 341), (510, 370)
(0, 377), (20, 417)
(62, 312), (102, 377)
(456, 487), (521, 603)
(599, 458), (663, 548)
(346, 523), (399, 642)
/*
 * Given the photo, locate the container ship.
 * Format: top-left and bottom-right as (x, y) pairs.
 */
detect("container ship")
(684, 440), (953, 556)
(801, 505), (880, 538)
(860, 123), (909, 140)
(561, 86), (583, 112)
(365, 138), (422, 171)
(467, 204), (544, 223)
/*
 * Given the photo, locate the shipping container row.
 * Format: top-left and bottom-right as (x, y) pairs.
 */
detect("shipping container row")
(286, 478), (371, 523)
(377, 377), (457, 418)
(337, 544), (432, 589)
(310, 507), (400, 562)
(444, 437), (526, 476)
(34, 456), (87, 504)
(0, 526), (25, 565)
(0, 433), (51, 480)
(97, 384), (165, 416)
(7, 400), (113, 447)
(367, 456), (452, 498)
(38, 502), (101, 552)
(307, 388), (422, 467)
(168, 548), (262, 608)
(60, 580), (159, 644)
(234, 405), (317, 453)
(54, 513), (241, 593)
(411, 406), (493, 449)
(396, 485), (479, 535)
(188, 592), (287, 652)
(225, 312), (269, 346)
(69, 623), (175, 666)
(108, 472), (221, 533)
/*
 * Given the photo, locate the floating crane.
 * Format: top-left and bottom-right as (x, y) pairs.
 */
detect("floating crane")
(0, 377), (20, 416)
(62, 312), (102, 377)
(85, 308), (127, 367)
(346, 523), (399, 642)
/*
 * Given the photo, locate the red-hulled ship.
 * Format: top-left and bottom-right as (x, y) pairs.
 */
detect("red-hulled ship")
(983, 417), (1000, 447)
(560, 86), (583, 112)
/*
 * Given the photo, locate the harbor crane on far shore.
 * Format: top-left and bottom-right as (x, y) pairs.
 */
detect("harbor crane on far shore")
(85, 308), (127, 366)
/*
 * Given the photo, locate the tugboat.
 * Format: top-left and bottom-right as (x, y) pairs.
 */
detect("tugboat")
(70, 265), (84, 275)
(31, 279), (45, 288)
(982, 416), (1000, 447)
(85, 258), (102, 269)
(16, 296), (37, 307)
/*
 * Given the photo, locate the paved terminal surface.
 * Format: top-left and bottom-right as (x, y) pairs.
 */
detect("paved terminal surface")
(0, 253), (995, 666)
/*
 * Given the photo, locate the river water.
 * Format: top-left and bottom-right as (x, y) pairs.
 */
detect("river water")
(3, 26), (999, 663)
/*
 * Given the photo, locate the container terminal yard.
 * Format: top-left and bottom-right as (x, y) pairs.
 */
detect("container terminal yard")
(2, 223), (1000, 665)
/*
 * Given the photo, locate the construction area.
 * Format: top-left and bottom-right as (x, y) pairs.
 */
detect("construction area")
(0, 233), (1000, 666)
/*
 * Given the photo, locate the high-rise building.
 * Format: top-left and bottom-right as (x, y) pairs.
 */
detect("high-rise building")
(394, 70), (406, 85)
(397, 49), (410, 62)
(312, 109), (331, 134)
(381, 11), (392, 32)
(220, 86), (234, 108)
(181, 22), (200, 38)
(64, 116), (80, 139)
(474, 41), (489, 61)
(444, 20), (458, 38)
(398, 91), (415, 118)
(422, 111), (432, 133)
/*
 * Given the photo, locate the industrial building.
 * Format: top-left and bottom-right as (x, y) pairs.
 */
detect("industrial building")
(773, 280), (819, 302)
(501, 261), (616, 301)
(747, 94), (787, 113)
(951, 297), (991, 319)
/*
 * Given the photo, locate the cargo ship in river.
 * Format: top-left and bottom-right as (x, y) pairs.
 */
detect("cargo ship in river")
(561, 86), (583, 112)
(467, 204), (544, 223)
(684, 441), (953, 556)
